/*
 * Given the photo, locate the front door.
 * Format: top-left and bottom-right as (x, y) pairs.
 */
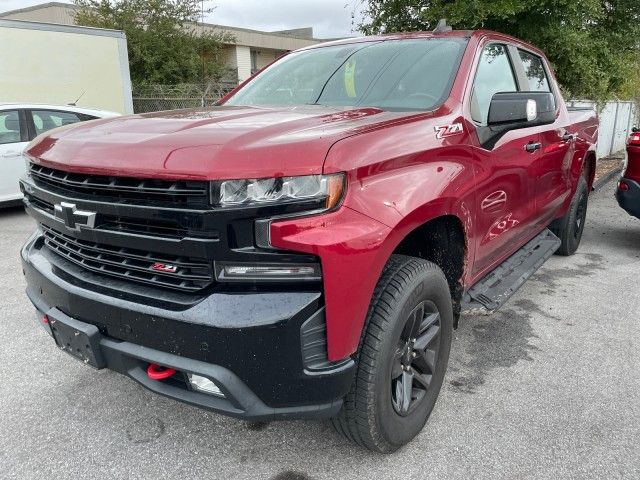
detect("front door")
(0, 110), (28, 203)
(468, 43), (542, 276)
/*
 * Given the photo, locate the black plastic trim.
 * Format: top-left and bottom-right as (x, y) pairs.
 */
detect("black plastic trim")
(22, 233), (356, 412)
(616, 177), (640, 219)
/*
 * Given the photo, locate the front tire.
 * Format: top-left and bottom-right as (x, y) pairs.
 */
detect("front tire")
(550, 176), (589, 256)
(331, 255), (453, 453)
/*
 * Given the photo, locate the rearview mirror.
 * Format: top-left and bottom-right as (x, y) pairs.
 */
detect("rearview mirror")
(488, 92), (556, 128)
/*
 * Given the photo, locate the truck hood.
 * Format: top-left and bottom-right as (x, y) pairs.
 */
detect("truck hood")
(27, 105), (425, 180)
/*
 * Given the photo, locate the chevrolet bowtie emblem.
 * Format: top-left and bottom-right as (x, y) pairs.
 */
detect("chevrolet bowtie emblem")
(54, 202), (97, 231)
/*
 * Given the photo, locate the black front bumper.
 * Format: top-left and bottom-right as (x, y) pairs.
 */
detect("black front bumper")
(22, 233), (355, 421)
(616, 178), (640, 219)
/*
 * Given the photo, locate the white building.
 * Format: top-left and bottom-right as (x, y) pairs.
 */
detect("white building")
(0, 1), (326, 82)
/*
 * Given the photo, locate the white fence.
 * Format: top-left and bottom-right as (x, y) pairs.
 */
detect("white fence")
(567, 100), (638, 159)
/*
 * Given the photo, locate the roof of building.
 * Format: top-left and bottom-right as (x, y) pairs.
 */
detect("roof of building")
(0, 17), (126, 38)
(0, 2), (326, 50)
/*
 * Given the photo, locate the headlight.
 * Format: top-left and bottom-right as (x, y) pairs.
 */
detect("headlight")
(212, 173), (345, 209)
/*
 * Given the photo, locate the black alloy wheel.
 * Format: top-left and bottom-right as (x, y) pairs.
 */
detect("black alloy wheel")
(391, 301), (441, 416)
(331, 255), (453, 453)
(551, 175), (589, 256)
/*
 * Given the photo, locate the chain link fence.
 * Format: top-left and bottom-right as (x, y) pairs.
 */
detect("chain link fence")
(132, 83), (237, 113)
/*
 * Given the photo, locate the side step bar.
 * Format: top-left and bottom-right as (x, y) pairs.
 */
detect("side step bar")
(461, 229), (560, 315)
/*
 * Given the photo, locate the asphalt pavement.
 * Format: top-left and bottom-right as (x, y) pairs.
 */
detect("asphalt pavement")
(1, 179), (639, 480)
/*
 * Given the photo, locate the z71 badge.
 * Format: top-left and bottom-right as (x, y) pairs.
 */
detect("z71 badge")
(435, 123), (464, 139)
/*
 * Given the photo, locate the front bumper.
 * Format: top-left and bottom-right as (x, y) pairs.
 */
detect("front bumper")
(22, 232), (355, 421)
(616, 178), (640, 219)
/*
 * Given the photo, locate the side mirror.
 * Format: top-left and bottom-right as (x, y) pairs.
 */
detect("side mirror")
(632, 127), (639, 133)
(479, 92), (556, 149)
(488, 92), (556, 128)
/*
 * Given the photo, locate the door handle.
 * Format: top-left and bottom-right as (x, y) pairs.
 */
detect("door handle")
(525, 142), (542, 153)
(0, 151), (19, 158)
(562, 133), (575, 142)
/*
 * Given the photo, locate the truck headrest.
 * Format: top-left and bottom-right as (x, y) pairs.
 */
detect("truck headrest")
(3, 115), (20, 132)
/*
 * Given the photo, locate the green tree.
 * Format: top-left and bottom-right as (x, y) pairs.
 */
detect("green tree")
(357, 0), (640, 102)
(74, 0), (235, 86)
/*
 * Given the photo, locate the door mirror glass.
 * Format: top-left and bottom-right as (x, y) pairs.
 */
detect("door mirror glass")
(487, 92), (555, 128)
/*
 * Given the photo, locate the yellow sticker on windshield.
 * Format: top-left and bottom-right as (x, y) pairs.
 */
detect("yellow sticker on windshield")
(344, 59), (357, 98)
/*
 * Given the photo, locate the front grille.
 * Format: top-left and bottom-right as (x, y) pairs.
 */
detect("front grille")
(26, 195), (191, 238)
(29, 163), (209, 208)
(42, 225), (214, 292)
(99, 217), (189, 238)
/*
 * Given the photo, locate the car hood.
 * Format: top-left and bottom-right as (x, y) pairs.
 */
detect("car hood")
(26, 105), (424, 180)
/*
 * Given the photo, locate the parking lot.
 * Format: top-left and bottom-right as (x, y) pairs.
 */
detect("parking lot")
(1, 181), (639, 480)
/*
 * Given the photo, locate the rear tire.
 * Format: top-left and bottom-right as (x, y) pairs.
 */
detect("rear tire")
(550, 176), (589, 256)
(331, 255), (453, 453)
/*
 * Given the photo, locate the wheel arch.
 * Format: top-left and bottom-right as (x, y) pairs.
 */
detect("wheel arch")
(386, 213), (469, 325)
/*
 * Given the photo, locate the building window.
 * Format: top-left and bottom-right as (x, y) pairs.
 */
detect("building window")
(250, 50), (259, 74)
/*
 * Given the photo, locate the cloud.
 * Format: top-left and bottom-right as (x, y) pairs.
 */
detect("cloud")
(206, 0), (362, 38)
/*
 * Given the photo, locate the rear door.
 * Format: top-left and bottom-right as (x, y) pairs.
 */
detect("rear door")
(0, 109), (29, 203)
(515, 49), (573, 226)
(468, 43), (542, 276)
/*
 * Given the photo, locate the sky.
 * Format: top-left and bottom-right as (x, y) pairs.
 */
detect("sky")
(0, 0), (365, 38)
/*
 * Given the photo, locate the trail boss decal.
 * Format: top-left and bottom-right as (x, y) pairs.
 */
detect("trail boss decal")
(435, 123), (464, 139)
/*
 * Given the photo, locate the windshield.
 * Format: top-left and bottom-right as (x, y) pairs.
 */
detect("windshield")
(224, 38), (468, 111)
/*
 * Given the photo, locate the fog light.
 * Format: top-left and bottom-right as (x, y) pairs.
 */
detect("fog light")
(214, 262), (322, 282)
(187, 374), (224, 397)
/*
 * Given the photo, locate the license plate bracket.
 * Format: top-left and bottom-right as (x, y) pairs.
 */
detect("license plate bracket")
(48, 310), (106, 369)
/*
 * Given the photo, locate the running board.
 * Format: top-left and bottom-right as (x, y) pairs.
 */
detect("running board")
(461, 229), (560, 315)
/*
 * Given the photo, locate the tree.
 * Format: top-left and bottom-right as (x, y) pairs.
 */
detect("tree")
(74, 0), (235, 86)
(357, 0), (640, 103)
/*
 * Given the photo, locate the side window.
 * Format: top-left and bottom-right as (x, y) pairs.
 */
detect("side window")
(471, 44), (518, 124)
(31, 110), (83, 136)
(0, 110), (22, 145)
(518, 50), (551, 92)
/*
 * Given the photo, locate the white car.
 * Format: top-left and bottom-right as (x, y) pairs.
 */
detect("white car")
(0, 104), (120, 206)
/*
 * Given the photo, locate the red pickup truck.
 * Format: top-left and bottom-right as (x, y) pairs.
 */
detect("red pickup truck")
(617, 129), (640, 219)
(20, 29), (598, 452)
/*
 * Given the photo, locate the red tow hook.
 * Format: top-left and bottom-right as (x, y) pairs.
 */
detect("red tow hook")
(147, 363), (177, 380)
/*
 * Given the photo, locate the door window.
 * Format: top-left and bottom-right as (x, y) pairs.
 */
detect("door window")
(518, 50), (551, 92)
(0, 110), (22, 145)
(31, 110), (83, 136)
(471, 44), (518, 124)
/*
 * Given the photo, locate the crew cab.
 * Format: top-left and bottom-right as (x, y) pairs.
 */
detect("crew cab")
(19, 29), (598, 453)
(617, 128), (640, 219)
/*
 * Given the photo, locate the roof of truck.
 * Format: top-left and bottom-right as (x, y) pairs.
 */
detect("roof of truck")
(299, 29), (546, 58)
